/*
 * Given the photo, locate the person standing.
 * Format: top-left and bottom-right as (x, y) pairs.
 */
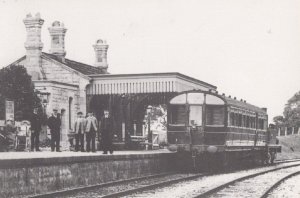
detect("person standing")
(99, 110), (114, 154)
(85, 112), (98, 152)
(3, 119), (17, 151)
(30, 108), (42, 151)
(74, 112), (86, 152)
(47, 109), (61, 152)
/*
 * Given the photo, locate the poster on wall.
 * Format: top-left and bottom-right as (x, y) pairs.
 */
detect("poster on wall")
(5, 100), (14, 121)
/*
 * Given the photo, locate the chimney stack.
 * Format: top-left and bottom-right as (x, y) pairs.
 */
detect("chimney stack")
(23, 13), (44, 80)
(93, 39), (109, 73)
(48, 21), (67, 58)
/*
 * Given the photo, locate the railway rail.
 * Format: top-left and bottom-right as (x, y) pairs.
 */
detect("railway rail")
(260, 171), (300, 198)
(194, 162), (300, 198)
(29, 159), (300, 198)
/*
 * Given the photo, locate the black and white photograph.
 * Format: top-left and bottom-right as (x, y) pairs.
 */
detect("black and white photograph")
(0, 0), (299, 197)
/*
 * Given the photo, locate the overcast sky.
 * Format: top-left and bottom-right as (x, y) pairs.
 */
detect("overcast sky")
(0, 0), (299, 121)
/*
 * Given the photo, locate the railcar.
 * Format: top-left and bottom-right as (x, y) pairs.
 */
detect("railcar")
(167, 90), (281, 170)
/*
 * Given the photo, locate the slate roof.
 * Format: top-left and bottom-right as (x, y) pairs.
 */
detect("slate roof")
(42, 52), (106, 75)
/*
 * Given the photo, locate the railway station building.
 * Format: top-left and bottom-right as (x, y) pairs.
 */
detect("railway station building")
(6, 13), (217, 146)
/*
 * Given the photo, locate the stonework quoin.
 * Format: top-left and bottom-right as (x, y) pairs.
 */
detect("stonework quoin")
(23, 13), (44, 80)
(93, 39), (109, 73)
(48, 21), (67, 59)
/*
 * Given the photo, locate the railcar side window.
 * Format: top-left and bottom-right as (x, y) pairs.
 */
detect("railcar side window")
(230, 113), (234, 126)
(246, 116), (250, 128)
(206, 105), (225, 126)
(238, 114), (242, 127)
(169, 105), (186, 125)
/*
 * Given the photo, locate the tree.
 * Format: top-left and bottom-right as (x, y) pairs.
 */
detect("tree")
(284, 92), (300, 128)
(273, 115), (285, 127)
(0, 64), (41, 121)
(273, 91), (300, 130)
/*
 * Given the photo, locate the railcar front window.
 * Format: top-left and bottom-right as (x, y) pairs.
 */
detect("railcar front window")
(189, 106), (202, 126)
(206, 105), (225, 126)
(170, 94), (186, 104)
(187, 93), (205, 104)
(169, 105), (186, 125)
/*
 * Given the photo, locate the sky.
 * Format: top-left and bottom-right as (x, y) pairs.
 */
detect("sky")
(0, 0), (299, 121)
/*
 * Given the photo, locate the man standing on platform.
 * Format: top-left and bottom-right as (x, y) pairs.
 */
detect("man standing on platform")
(30, 108), (42, 151)
(85, 112), (98, 152)
(47, 109), (61, 152)
(74, 112), (86, 152)
(99, 110), (114, 154)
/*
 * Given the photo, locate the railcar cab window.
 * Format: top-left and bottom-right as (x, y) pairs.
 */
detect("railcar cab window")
(169, 92), (226, 127)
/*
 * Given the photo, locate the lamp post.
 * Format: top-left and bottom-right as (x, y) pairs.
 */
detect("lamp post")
(146, 105), (152, 150)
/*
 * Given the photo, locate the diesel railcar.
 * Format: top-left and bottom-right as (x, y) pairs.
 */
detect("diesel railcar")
(167, 90), (281, 170)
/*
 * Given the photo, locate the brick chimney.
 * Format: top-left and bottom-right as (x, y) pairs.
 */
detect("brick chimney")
(23, 13), (44, 80)
(93, 39), (109, 73)
(48, 21), (67, 59)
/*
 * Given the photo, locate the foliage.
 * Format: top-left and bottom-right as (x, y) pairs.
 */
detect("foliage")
(273, 91), (300, 128)
(273, 115), (284, 127)
(0, 64), (42, 121)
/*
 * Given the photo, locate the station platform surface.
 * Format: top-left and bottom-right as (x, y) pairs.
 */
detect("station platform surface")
(0, 149), (175, 169)
(0, 149), (172, 160)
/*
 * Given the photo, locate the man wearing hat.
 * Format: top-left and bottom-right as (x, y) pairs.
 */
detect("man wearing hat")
(99, 110), (115, 154)
(74, 112), (86, 152)
(30, 108), (42, 151)
(47, 109), (61, 152)
(85, 112), (98, 152)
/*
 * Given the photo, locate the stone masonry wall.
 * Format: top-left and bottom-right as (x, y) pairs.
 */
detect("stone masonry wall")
(0, 153), (176, 197)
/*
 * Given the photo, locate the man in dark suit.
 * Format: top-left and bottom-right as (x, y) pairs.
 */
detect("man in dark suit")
(47, 109), (61, 152)
(99, 110), (114, 154)
(30, 108), (42, 151)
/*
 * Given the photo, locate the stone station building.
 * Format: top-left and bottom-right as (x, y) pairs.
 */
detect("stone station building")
(6, 13), (217, 147)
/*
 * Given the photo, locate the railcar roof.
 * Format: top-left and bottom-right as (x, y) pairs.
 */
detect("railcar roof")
(221, 95), (266, 114)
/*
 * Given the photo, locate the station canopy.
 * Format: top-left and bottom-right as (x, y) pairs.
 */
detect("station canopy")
(87, 72), (217, 95)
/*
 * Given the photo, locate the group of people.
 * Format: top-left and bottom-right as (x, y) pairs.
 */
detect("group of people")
(30, 108), (115, 154)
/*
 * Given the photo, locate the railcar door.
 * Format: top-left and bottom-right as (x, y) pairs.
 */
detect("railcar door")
(187, 93), (205, 145)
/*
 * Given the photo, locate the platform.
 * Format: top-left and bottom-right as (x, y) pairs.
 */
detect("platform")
(0, 150), (176, 198)
(0, 150), (171, 160)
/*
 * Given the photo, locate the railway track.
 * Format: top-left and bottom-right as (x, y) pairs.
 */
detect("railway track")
(29, 159), (300, 198)
(29, 172), (206, 198)
(260, 170), (300, 198)
(194, 162), (300, 198)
